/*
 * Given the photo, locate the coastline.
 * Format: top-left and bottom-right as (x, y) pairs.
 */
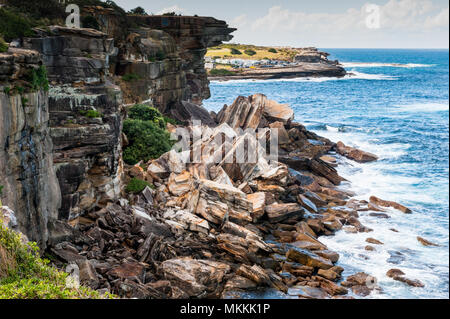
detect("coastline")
(208, 63), (347, 82)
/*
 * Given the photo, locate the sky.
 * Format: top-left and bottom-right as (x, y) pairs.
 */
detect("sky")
(113, 0), (449, 48)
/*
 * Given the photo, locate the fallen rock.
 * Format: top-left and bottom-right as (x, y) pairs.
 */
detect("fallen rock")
(236, 264), (271, 286)
(192, 179), (253, 225)
(417, 236), (440, 247)
(387, 269), (424, 288)
(286, 247), (334, 270)
(366, 238), (384, 245)
(262, 95), (294, 124)
(336, 141), (378, 163)
(317, 268), (339, 281)
(167, 171), (193, 196)
(369, 196), (412, 214)
(76, 259), (100, 289)
(266, 203), (305, 223)
(107, 260), (146, 282)
(160, 258), (231, 297)
(247, 192), (266, 222)
(163, 210), (210, 235)
(288, 285), (330, 299)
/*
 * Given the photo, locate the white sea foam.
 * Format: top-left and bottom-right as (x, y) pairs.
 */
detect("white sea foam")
(312, 124), (449, 299)
(394, 102), (449, 112)
(342, 62), (435, 68)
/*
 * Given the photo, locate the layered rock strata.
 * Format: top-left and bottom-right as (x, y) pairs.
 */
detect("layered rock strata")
(0, 48), (61, 247)
(22, 26), (123, 222)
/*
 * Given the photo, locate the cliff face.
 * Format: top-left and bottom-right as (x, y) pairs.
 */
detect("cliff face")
(1, 8), (234, 246)
(131, 15), (236, 105)
(22, 27), (123, 223)
(0, 49), (61, 247)
(85, 7), (235, 108)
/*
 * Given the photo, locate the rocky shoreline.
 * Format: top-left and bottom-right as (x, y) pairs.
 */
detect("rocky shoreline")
(209, 63), (347, 82)
(208, 47), (346, 82)
(42, 94), (422, 299)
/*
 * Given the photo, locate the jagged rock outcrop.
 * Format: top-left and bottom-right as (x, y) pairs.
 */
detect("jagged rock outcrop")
(0, 48), (61, 247)
(22, 27), (123, 222)
(84, 7), (235, 110)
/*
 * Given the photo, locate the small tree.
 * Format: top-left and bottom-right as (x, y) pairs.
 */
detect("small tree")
(230, 48), (242, 55)
(129, 6), (147, 15)
(268, 48), (277, 53)
(244, 49), (257, 56)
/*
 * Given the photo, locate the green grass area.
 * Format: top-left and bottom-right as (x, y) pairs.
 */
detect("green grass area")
(207, 44), (298, 61)
(0, 222), (115, 299)
(79, 110), (102, 118)
(125, 178), (153, 194)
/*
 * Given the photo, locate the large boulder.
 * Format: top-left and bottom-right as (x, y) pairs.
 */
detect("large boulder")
(189, 179), (253, 225)
(160, 258), (231, 297)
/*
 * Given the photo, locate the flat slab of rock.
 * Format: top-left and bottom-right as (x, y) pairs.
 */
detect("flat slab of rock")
(369, 196), (412, 214)
(262, 95), (294, 124)
(336, 141), (378, 163)
(286, 246), (334, 270)
(288, 285), (330, 299)
(160, 258), (231, 297)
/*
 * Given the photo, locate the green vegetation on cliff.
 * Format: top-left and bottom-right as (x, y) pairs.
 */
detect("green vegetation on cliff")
(0, 37), (8, 53)
(123, 104), (174, 165)
(0, 7), (34, 42)
(125, 178), (152, 194)
(0, 223), (114, 299)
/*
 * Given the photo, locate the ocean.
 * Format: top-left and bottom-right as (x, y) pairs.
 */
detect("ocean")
(204, 49), (449, 299)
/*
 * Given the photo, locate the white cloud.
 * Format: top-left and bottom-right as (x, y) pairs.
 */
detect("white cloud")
(424, 7), (449, 28)
(248, 0), (448, 34)
(156, 5), (190, 16)
(231, 14), (248, 29)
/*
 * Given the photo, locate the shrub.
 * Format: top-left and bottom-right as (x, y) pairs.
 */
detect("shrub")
(129, 6), (147, 15)
(155, 51), (166, 61)
(268, 48), (277, 53)
(5, 0), (65, 21)
(230, 48), (242, 55)
(29, 66), (49, 92)
(0, 223), (115, 299)
(0, 8), (34, 42)
(79, 110), (102, 118)
(3, 87), (11, 95)
(123, 119), (173, 165)
(209, 69), (235, 76)
(122, 73), (141, 82)
(128, 104), (166, 128)
(244, 49), (257, 56)
(0, 37), (8, 53)
(81, 16), (100, 30)
(125, 178), (151, 194)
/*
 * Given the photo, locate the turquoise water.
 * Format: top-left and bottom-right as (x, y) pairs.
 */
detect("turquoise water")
(205, 49), (449, 299)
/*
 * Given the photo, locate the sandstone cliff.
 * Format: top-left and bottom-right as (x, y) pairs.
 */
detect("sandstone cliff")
(0, 48), (60, 247)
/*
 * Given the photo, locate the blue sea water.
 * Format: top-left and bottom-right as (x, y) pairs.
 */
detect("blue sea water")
(204, 49), (449, 299)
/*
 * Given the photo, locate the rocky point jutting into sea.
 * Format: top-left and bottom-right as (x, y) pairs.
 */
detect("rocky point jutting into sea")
(0, 1), (431, 299)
